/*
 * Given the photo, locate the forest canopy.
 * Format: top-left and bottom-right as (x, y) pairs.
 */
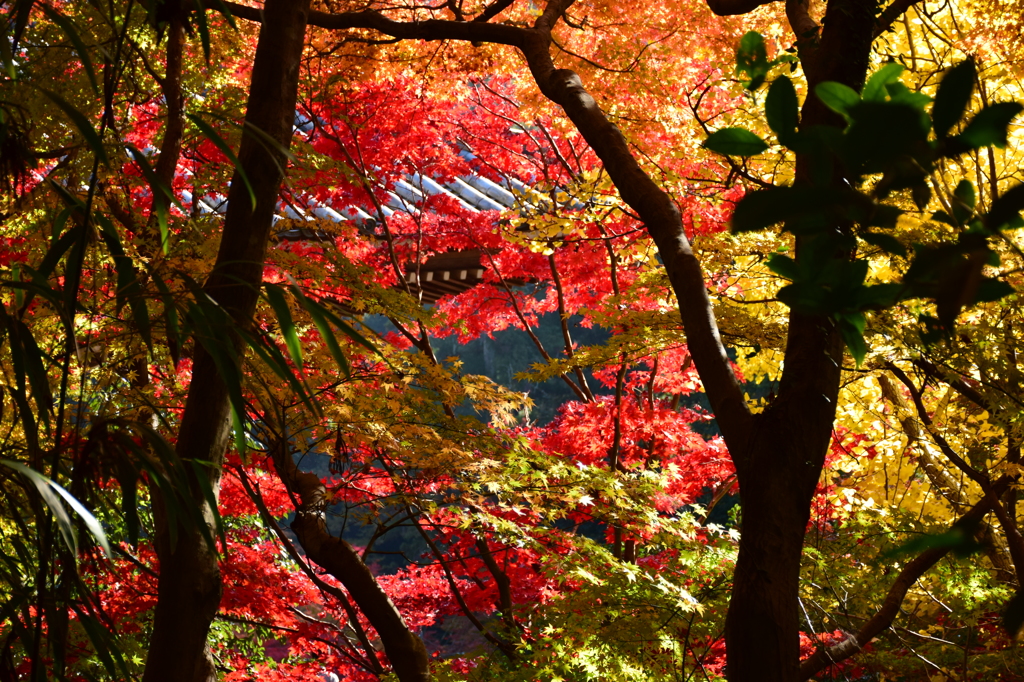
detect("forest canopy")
(1, 0), (1024, 680)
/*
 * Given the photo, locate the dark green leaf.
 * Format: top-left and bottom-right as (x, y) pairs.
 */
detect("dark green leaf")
(886, 523), (982, 559)
(868, 204), (906, 229)
(766, 254), (799, 280)
(191, 0), (213, 63)
(765, 76), (799, 141)
(730, 186), (853, 234)
(73, 607), (131, 680)
(264, 283), (303, 370)
(204, 0), (239, 29)
(933, 59), (976, 138)
(735, 31), (769, 91)
(860, 231), (907, 256)
(885, 82), (931, 109)
(0, 460), (112, 557)
(115, 454), (140, 547)
(837, 313), (868, 367)
(987, 184), (1024, 231)
(152, 276), (181, 367)
(956, 101), (1024, 150)
(972, 277), (1015, 303)
(9, 0), (34, 55)
(0, 459), (77, 554)
(11, 319), (52, 425)
(125, 145), (182, 254)
(294, 289), (350, 376)
(188, 459), (226, 551)
(911, 182), (932, 210)
(703, 127), (769, 157)
(952, 180), (976, 224)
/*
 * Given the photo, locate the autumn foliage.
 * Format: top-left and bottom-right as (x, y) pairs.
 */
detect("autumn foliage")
(1, 0), (1024, 681)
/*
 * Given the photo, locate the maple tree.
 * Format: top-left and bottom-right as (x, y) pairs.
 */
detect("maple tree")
(1, 0), (1024, 681)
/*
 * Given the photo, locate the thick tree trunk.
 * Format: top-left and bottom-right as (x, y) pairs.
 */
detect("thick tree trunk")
(141, 2), (310, 681)
(723, 1), (877, 678)
(724, 314), (844, 681)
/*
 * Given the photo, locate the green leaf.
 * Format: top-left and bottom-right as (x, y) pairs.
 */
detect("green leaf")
(96, 215), (152, 350)
(955, 101), (1024, 150)
(41, 89), (107, 165)
(11, 318), (53, 426)
(987, 184), (1024, 231)
(204, 0), (240, 29)
(931, 210), (957, 227)
(951, 180), (976, 224)
(735, 31), (769, 90)
(703, 128), (768, 157)
(815, 82), (860, 119)
(293, 289), (350, 377)
(730, 186), (853, 234)
(862, 62), (905, 102)
(911, 181), (932, 210)
(932, 59), (976, 138)
(0, 460), (112, 557)
(236, 325), (321, 419)
(264, 283), (303, 370)
(188, 458), (226, 551)
(72, 607), (131, 680)
(190, 0), (213, 63)
(972, 277), (1015, 303)
(152, 276), (182, 368)
(836, 313), (868, 367)
(765, 76), (799, 141)
(186, 113), (257, 209)
(886, 523), (982, 559)
(766, 254), (799, 280)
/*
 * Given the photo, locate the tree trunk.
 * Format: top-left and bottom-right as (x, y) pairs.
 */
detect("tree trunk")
(724, 311), (845, 681)
(141, 2), (310, 680)
(722, 1), (877, 678)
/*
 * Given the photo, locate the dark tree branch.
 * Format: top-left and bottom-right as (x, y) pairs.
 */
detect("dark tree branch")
(799, 477), (1012, 680)
(704, 0), (777, 16)
(886, 363), (989, 487)
(235, 465), (383, 675)
(473, 0), (515, 22)
(269, 440), (430, 682)
(785, 0), (819, 54)
(873, 0), (926, 39)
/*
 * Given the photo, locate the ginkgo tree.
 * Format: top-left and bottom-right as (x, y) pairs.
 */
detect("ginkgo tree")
(2, 0), (1024, 681)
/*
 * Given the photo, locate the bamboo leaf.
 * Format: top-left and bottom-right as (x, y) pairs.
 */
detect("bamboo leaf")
(186, 113), (256, 209)
(125, 145), (182, 254)
(263, 283), (303, 370)
(0, 460), (113, 556)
